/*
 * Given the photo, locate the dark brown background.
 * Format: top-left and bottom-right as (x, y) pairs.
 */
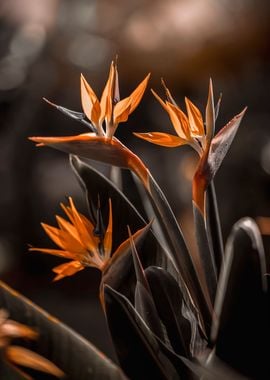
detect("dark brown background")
(0, 0), (270, 360)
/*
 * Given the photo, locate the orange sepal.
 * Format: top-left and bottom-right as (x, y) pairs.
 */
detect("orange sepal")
(6, 345), (64, 378)
(80, 74), (101, 126)
(100, 61), (115, 124)
(113, 97), (131, 124)
(134, 132), (187, 148)
(166, 102), (190, 139)
(128, 73), (151, 114)
(52, 260), (85, 281)
(185, 97), (204, 137)
(1, 321), (37, 340)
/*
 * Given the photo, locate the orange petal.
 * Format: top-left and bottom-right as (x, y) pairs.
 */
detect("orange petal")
(6, 346), (64, 378)
(41, 223), (85, 255)
(67, 197), (99, 256)
(56, 215), (81, 242)
(100, 61), (115, 124)
(185, 97), (204, 137)
(151, 89), (167, 111)
(52, 260), (84, 281)
(29, 247), (76, 260)
(1, 321), (37, 340)
(103, 199), (113, 261)
(29, 132), (96, 145)
(134, 132), (187, 147)
(166, 102), (190, 139)
(128, 73), (150, 114)
(205, 78), (215, 147)
(80, 74), (101, 126)
(113, 97), (131, 124)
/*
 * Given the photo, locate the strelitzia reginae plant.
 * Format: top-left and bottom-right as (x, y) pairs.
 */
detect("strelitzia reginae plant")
(1, 59), (269, 380)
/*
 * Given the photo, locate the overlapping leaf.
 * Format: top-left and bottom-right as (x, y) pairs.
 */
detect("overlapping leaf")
(211, 218), (269, 378)
(0, 281), (127, 380)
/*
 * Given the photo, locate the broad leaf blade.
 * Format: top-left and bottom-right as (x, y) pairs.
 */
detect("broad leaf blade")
(211, 218), (269, 378)
(145, 266), (194, 357)
(0, 281), (127, 380)
(104, 285), (180, 380)
(148, 173), (212, 332)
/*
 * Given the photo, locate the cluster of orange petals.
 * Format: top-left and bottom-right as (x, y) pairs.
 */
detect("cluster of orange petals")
(0, 309), (64, 378)
(134, 79), (214, 156)
(81, 60), (150, 138)
(29, 197), (113, 281)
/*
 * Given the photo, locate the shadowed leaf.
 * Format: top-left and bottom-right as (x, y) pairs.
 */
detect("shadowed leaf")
(145, 266), (194, 357)
(211, 218), (269, 378)
(181, 354), (248, 380)
(147, 173), (212, 335)
(128, 230), (164, 340)
(0, 281), (127, 380)
(104, 285), (180, 380)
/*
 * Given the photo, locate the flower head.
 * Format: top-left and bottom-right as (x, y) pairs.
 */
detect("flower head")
(80, 60), (150, 138)
(29, 196), (143, 281)
(135, 79), (246, 214)
(29, 60), (151, 188)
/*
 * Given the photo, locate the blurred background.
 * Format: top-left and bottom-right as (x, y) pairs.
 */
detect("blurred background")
(0, 0), (270, 361)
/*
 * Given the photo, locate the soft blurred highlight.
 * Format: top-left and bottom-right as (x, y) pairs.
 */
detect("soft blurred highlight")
(0, 0), (270, 360)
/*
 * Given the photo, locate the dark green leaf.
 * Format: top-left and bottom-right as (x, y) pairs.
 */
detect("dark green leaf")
(211, 218), (269, 378)
(104, 285), (180, 380)
(181, 354), (248, 380)
(128, 230), (164, 340)
(0, 281), (127, 380)
(145, 266), (195, 357)
(148, 173), (212, 334)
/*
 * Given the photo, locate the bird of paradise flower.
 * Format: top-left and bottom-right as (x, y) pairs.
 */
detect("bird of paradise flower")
(29, 196), (150, 284)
